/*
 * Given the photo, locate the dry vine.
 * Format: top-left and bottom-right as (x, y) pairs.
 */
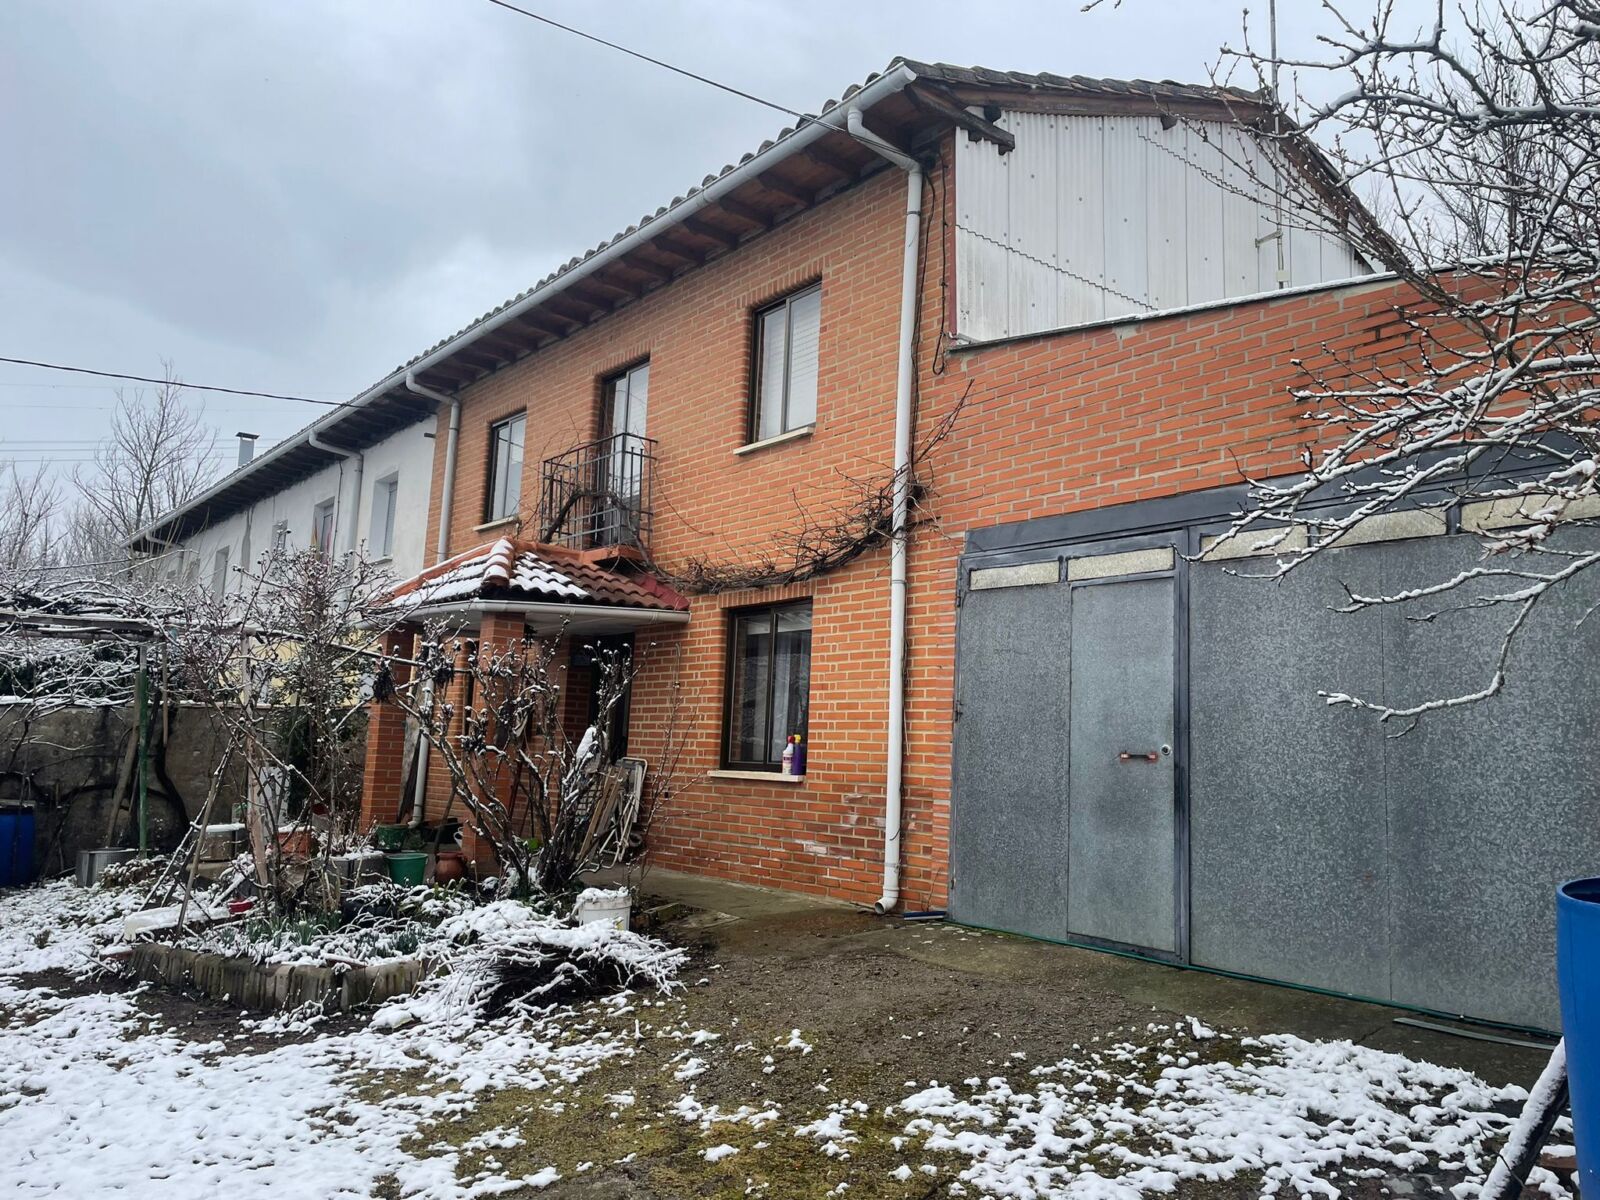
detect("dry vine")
(662, 380), (972, 593)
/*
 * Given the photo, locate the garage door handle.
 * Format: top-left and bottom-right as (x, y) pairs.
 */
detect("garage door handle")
(1119, 750), (1160, 763)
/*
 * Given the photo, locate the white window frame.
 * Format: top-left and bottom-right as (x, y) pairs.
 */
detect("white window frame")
(751, 282), (821, 443)
(370, 473), (399, 559)
(312, 498), (336, 555)
(210, 547), (230, 599)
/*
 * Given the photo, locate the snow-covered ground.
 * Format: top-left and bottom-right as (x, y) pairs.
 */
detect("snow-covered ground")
(0, 881), (1567, 1199)
(0, 882), (669, 1199)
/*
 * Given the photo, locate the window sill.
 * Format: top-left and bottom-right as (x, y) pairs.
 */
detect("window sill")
(368, 555), (393, 566)
(706, 769), (805, 785)
(734, 425), (815, 456)
(473, 516), (519, 534)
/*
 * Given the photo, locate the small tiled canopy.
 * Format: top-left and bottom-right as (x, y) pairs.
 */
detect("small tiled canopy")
(383, 537), (689, 634)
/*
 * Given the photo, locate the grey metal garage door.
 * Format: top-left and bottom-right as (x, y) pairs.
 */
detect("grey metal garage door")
(951, 538), (1183, 958)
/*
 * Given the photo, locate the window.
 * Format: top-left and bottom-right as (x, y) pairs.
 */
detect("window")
(600, 363), (649, 541)
(724, 601), (812, 770)
(486, 413), (526, 522)
(272, 520), (289, 552)
(311, 499), (336, 555)
(370, 474), (399, 558)
(210, 547), (230, 600)
(751, 283), (821, 443)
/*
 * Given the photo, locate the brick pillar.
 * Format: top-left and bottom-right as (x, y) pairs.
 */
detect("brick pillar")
(460, 612), (528, 873)
(359, 625), (417, 831)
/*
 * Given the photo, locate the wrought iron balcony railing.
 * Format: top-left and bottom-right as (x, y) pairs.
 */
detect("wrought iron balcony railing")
(538, 432), (656, 551)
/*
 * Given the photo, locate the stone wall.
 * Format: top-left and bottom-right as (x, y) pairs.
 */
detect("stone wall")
(0, 703), (243, 878)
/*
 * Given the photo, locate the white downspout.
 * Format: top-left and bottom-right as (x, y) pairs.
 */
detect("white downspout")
(405, 370), (462, 566)
(401, 371), (463, 829)
(307, 430), (364, 557)
(846, 107), (923, 915)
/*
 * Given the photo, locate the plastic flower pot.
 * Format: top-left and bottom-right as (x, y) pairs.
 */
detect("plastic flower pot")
(1559, 877), (1600, 1194)
(227, 898), (255, 917)
(385, 851), (427, 886)
(373, 824), (408, 851)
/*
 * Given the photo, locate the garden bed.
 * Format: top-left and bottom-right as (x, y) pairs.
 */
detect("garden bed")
(127, 941), (430, 1013)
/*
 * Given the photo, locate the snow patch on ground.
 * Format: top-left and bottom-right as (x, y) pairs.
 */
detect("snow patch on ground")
(892, 1029), (1561, 1199)
(0, 881), (674, 1198)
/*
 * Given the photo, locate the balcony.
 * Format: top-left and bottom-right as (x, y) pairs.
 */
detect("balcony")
(538, 432), (657, 552)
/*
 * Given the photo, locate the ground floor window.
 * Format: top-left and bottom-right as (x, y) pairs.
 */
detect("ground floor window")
(723, 600), (811, 770)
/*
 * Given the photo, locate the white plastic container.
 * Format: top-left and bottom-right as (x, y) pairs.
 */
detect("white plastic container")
(573, 887), (632, 932)
(76, 847), (136, 888)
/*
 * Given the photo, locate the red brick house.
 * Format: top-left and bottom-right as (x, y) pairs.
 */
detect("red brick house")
(152, 60), (1598, 1028)
(350, 59), (1377, 901)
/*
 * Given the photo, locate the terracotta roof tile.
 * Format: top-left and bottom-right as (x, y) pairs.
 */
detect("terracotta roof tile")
(389, 537), (689, 614)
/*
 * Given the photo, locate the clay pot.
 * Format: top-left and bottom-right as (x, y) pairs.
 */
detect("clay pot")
(276, 828), (315, 856)
(433, 850), (467, 884)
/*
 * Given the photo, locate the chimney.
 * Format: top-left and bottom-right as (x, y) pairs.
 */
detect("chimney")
(236, 432), (259, 469)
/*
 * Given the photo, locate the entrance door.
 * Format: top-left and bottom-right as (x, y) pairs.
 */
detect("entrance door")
(1066, 571), (1179, 955)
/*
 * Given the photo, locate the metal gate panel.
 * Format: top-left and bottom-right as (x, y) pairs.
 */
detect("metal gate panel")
(950, 567), (1071, 939)
(1188, 546), (1391, 997)
(1378, 534), (1600, 1030)
(1066, 575), (1178, 954)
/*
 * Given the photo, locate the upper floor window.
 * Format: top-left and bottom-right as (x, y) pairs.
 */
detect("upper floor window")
(210, 547), (230, 599)
(370, 473), (399, 559)
(311, 498), (336, 555)
(724, 600), (812, 770)
(486, 413), (526, 523)
(751, 283), (821, 443)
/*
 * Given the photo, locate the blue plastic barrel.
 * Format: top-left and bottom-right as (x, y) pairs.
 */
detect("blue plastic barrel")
(0, 806), (36, 887)
(1558, 877), (1600, 1195)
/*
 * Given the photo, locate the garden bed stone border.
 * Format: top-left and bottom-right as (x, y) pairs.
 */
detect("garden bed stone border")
(128, 942), (430, 1013)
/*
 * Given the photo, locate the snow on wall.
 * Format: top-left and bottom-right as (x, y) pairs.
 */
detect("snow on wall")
(165, 416), (437, 594)
(954, 111), (1372, 341)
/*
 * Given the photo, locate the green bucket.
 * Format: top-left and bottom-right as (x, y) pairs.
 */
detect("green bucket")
(385, 851), (427, 886)
(373, 824), (407, 851)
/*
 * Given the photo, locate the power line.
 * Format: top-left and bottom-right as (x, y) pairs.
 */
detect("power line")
(481, 0), (808, 122)
(0, 357), (354, 409)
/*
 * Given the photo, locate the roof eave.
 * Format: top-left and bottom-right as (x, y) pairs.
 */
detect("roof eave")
(130, 63), (925, 552)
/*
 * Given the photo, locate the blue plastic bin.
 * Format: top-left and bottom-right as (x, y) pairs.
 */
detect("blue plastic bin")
(0, 805), (36, 887)
(1558, 877), (1600, 1195)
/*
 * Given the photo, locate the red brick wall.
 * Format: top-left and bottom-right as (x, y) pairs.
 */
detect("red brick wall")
(395, 134), (1417, 910)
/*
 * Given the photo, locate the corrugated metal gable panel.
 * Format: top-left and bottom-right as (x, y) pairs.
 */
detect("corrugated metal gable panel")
(955, 110), (1372, 341)
(1055, 116), (1108, 327)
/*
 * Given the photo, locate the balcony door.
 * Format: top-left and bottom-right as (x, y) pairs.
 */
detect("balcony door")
(600, 362), (649, 545)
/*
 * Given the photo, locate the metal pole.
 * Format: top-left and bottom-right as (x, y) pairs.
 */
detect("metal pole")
(136, 646), (150, 855)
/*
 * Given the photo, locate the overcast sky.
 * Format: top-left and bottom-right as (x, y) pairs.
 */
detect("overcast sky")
(1, 0), (1396, 482)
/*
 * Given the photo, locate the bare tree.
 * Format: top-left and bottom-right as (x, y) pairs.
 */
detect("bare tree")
(1206, 1), (1600, 722)
(69, 363), (218, 574)
(373, 623), (681, 897)
(0, 463), (64, 582)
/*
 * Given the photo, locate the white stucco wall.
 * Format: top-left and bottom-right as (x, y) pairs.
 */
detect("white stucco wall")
(164, 415), (437, 595)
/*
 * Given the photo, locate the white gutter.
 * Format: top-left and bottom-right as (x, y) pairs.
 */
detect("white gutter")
(126, 63), (921, 551)
(845, 106), (923, 915)
(306, 429), (363, 557)
(404, 372), (461, 565)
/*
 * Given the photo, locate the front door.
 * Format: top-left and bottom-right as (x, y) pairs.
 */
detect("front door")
(1065, 568), (1180, 955)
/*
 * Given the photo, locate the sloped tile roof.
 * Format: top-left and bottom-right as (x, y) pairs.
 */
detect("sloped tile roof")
(382, 59), (1259, 381)
(389, 537), (689, 614)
